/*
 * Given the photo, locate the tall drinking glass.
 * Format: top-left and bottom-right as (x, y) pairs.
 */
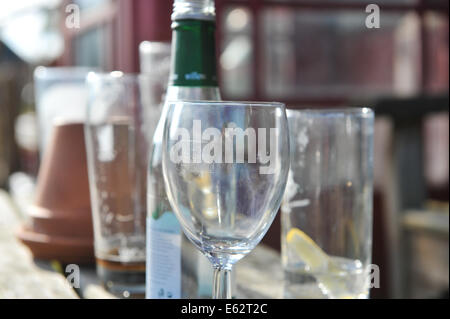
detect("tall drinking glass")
(162, 101), (290, 298)
(282, 108), (374, 299)
(85, 72), (159, 298)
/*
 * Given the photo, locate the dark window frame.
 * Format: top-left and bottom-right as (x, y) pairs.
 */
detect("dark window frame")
(58, 0), (118, 69)
(58, 0), (449, 106)
(215, 0), (449, 106)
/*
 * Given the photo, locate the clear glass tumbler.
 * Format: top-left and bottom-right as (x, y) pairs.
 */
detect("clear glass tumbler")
(85, 72), (160, 298)
(282, 108), (374, 299)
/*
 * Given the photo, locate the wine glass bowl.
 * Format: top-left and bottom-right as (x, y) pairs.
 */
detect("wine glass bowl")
(162, 101), (290, 298)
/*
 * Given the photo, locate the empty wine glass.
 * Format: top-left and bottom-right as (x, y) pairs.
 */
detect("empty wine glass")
(161, 101), (290, 299)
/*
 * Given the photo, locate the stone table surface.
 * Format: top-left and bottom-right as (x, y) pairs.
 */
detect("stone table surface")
(0, 190), (78, 299)
(0, 189), (284, 299)
(78, 245), (284, 299)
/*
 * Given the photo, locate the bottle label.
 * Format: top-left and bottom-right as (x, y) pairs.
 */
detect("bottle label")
(170, 20), (218, 87)
(146, 212), (181, 299)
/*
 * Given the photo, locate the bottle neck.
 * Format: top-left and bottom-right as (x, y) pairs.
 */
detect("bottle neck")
(169, 19), (218, 88)
(172, 0), (215, 21)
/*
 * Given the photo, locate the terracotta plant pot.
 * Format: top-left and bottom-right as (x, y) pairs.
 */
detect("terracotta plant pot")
(17, 121), (95, 264)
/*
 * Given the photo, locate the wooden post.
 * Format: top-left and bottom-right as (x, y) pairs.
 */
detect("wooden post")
(116, 0), (172, 73)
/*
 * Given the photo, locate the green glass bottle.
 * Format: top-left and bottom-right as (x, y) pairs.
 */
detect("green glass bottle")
(146, 0), (220, 299)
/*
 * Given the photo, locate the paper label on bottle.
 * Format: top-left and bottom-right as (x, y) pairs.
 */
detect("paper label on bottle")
(146, 212), (181, 299)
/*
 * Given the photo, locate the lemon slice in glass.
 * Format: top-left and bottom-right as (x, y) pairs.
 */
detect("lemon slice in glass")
(286, 228), (359, 299)
(286, 228), (329, 271)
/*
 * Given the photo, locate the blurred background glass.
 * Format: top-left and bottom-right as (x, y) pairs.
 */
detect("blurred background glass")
(139, 41), (172, 145)
(85, 72), (158, 298)
(34, 66), (93, 155)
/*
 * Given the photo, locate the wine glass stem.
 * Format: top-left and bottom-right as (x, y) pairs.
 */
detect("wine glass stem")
(212, 265), (232, 299)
